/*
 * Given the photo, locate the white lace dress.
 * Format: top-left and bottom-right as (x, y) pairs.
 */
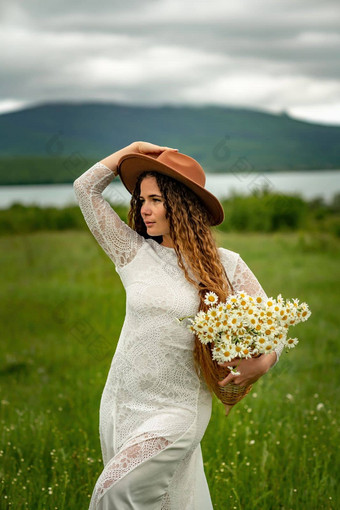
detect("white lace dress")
(73, 162), (283, 510)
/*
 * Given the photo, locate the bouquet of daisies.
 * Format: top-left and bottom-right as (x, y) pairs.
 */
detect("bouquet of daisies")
(186, 290), (311, 409)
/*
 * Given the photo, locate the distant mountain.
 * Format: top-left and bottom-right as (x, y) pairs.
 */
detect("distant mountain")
(0, 101), (339, 185)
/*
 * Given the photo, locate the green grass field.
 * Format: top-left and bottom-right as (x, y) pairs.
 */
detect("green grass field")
(0, 230), (339, 509)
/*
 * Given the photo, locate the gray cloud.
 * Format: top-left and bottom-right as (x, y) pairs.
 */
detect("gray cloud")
(1, 0), (339, 123)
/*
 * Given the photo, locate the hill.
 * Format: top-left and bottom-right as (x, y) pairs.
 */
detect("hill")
(0, 101), (339, 184)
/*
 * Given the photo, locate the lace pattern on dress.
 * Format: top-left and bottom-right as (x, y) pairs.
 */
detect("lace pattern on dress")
(232, 255), (284, 365)
(89, 433), (171, 509)
(73, 162), (144, 268)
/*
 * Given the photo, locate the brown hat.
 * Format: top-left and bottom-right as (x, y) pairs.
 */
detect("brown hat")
(117, 150), (224, 226)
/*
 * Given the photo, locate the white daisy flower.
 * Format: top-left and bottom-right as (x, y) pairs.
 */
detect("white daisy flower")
(285, 337), (299, 348)
(227, 366), (240, 375)
(218, 342), (237, 362)
(220, 332), (231, 343)
(200, 333), (214, 345)
(241, 346), (252, 358)
(204, 292), (219, 306)
(195, 310), (207, 321)
(207, 307), (220, 319)
(300, 304), (311, 321)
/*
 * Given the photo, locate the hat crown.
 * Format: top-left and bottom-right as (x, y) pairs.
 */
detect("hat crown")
(156, 150), (206, 188)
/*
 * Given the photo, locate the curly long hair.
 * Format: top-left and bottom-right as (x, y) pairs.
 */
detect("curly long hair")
(128, 170), (234, 395)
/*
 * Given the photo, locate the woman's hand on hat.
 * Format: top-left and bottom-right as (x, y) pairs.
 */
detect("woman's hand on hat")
(100, 142), (178, 177)
(132, 141), (179, 158)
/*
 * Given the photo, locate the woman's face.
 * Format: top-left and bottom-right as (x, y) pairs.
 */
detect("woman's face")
(139, 176), (172, 243)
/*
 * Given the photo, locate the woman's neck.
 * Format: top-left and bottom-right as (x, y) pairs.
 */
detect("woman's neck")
(161, 234), (174, 248)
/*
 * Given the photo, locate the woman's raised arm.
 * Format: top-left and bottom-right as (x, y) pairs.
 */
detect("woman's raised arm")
(73, 142), (178, 268)
(73, 143), (141, 268)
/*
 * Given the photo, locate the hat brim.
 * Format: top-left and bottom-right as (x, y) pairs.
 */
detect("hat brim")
(117, 153), (224, 226)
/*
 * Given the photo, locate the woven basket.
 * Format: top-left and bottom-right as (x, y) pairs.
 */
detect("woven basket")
(214, 364), (253, 415)
(216, 379), (253, 405)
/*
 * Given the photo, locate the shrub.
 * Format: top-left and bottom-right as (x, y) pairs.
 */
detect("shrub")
(220, 191), (308, 232)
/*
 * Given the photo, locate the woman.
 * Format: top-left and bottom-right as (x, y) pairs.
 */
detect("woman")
(73, 141), (282, 509)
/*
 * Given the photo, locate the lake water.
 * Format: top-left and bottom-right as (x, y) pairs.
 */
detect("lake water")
(0, 170), (339, 209)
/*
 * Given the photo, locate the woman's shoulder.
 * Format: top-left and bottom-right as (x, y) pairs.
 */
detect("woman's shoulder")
(218, 246), (240, 275)
(218, 246), (240, 260)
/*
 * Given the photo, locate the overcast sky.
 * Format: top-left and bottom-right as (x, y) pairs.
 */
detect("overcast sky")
(1, 0), (340, 124)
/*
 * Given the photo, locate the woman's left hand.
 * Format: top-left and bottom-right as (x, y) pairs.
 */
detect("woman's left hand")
(218, 352), (277, 388)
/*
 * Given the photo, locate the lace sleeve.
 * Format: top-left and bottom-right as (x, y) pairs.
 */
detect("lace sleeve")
(232, 255), (283, 366)
(73, 162), (144, 268)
